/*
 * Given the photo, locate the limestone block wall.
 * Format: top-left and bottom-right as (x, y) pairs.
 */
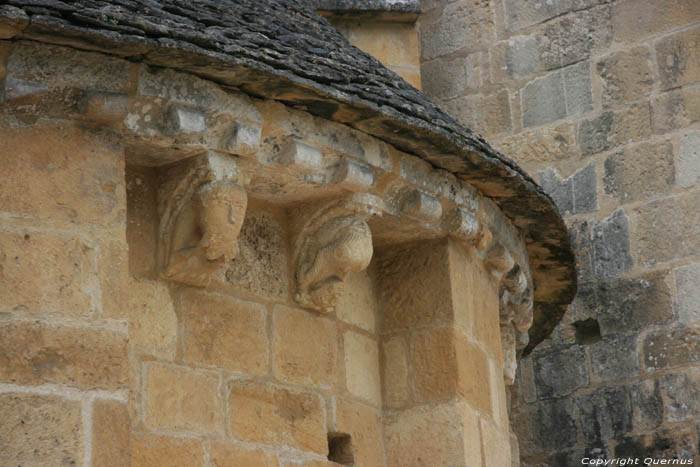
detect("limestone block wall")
(327, 17), (422, 89)
(419, 0), (700, 463)
(0, 38), (526, 466)
(316, 0), (423, 89)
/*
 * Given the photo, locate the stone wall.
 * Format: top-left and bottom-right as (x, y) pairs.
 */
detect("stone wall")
(419, 0), (700, 463)
(0, 38), (529, 466)
(321, 4), (423, 90)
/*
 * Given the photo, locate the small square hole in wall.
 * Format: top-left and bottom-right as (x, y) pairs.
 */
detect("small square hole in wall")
(573, 318), (601, 345)
(328, 432), (354, 465)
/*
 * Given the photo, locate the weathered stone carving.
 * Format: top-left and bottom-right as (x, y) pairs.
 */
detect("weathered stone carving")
(293, 193), (383, 312)
(442, 207), (493, 251)
(400, 189), (442, 222)
(158, 151), (248, 287)
(332, 158), (374, 192)
(485, 241), (515, 279)
(501, 324), (518, 385)
(499, 264), (534, 384)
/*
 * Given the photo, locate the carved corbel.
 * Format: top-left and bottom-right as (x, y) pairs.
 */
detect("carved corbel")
(293, 193), (384, 312)
(484, 241), (515, 279)
(400, 189), (443, 223)
(157, 151), (248, 287)
(498, 263), (534, 385)
(442, 207), (492, 250)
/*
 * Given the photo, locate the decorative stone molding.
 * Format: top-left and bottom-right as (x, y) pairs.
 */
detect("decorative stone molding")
(332, 158), (374, 192)
(293, 193), (384, 312)
(484, 241), (515, 279)
(400, 189), (443, 223)
(157, 151), (248, 287)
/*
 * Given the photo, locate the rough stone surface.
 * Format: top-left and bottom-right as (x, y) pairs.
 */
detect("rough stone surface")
(532, 398), (578, 452)
(651, 86), (700, 134)
(614, 426), (697, 459)
(496, 123), (576, 164)
(375, 240), (454, 331)
(538, 168), (574, 214)
(210, 443), (279, 467)
(468, 252), (502, 359)
(563, 61), (594, 116)
(335, 270), (378, 332)
(334, 399), (384, 467)
(522, 61), (592, 127)
(0, 321), (128, 389)
(521, 71), (567, 128)
(503, 0), (558, 31)
(222, 210), (288, 298)
(576, 385), (632, 444)
(678, 131), (700, 188)
(381, 336), (410, 408)
(675, 263), (700, 325)
(628, 379), (664, 431)
(126, 278), (178, 358)
(592, 210), (633, 279)
(597, 47), (654, 107)
(661, 368), (700, 422)
(343, 330), (382, 406)
(571, 162), (598, 214)
(538, 162), (597, 215)
(411, 328), (489, 410)
(383, 402), (480, 467)
(0, 393), (82, 467)
(93, 401), (130, 467)
(533, 345), (589, 399)
(315, 0), (421, 14)
(144, 363), (223, 434)
(420, 1), (492, 60)
(505, 35), (540, 78)
(227, 380), (326, 454)
(633, 190), (700, 264)
(421, 54), (483, 101)
(612, 0), (700, 42)
(578, 104), (651, 156)
(0, 122), (125, 229)
(7, 40), (131, 92)
(589, 334), (639, 382)
(273, 305), (337, 388)
(0, 230), (94, 316)
(444, 90), (512, 139)
(541, 6), (612, 70)
(603, 140), (675, 203)
(480, 417), (512, 467)
(655, 25), (700, 91)
(595, 272), (674, 334)
(131, 434), (205, 467)
(180, 291), (269, 376)
(644, 327), (700, 371)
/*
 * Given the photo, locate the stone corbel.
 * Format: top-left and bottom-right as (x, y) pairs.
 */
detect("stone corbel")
(293, 193), (384, 312)
(499, 264), (534, 385)
(442, 207), (492, 251)
(157, 151), (248, 287)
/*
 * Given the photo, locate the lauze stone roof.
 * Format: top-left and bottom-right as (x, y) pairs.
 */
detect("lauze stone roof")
(0, 0), (576, 351)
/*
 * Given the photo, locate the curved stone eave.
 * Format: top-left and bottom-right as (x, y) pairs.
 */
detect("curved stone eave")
(0, 5), (576, 353)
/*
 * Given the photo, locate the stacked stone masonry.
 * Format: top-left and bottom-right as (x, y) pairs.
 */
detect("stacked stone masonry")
(0, 31), (545, 466)
(416, 0), (700, 463)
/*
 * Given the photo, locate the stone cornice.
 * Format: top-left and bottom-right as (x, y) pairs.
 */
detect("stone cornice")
(0, 1), (576, 350)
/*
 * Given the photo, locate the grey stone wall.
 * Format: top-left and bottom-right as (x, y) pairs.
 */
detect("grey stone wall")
(419, 0), (700, 463)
